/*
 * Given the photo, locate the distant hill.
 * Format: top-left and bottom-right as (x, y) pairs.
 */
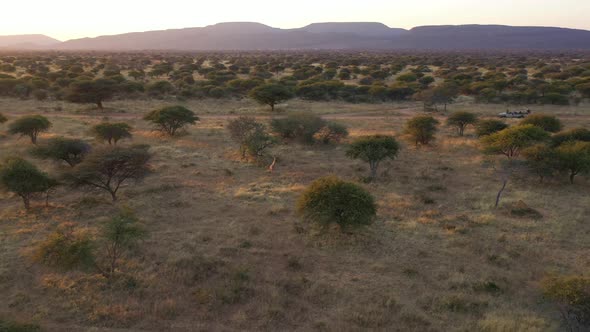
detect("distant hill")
(0, 34), (61, 49)
(3, 23), (590, 51)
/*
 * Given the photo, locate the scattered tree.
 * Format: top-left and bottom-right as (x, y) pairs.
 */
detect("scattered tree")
(475, 119), (509, 137)
(446, 111), (478, 136)
(99, 209), (146, 277)
(8, 115), (51, 144)
(0, 157), (57, 210)
(65, 79), (117, 110)
(552, 128), (590, 147)
(31, 137), (91, 167)
(91, 122), (133, 145)
(346, 135), (400, 179)
(481, 125), (550, 159)
(271, 112), (326, 143)
(144, 106), (199, 136)
(297, 176), (376, 229)
(404, 115), (439, 147)
(522, 144), (556, 183)
(227, 116), (274, 159)
(249, 84), (294, 112)
(69, 145), (151, 201)
(554, 141), (590, 184)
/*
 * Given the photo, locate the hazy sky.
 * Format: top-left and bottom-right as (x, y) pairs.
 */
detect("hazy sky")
(2, 0), (589, 41)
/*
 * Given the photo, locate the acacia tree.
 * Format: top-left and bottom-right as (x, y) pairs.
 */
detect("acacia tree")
(91, 122), (132, 145)
(249, 84), (294, 112)
(521, 114), (563, 133)
(346, 135), (400, 179)
(554, 141), (590, 184)
(522, 144), (556, 183)
(144, 106), (199, 136)
(8, 115), (51, 144)
(404, 115), (439, 147)
(475, 119), (508, 137)
(69, 145), (151, 201)
(446, 111), (478, 136)
(31, 137), (91, 167)
(480, 125), (549, 207)
(0, 157), (57, 210)
(551, 128), (590, 147)
(65, 79), (117, 110)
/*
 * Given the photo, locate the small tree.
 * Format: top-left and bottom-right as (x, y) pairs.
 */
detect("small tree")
(346, 135), (400, 179)
(99, 209), (146, 277)
(31, 137), (91, 167)
(446, 111), (478, 136)
(554, 141), (590, 184)
(475, 119), (508, 137)
(552, 128), (590, 147)
(8, 115), (51, 144)
(65, 79), (117, 110)
(33, 225), (96, 270)
(315, 122), (349, 144)
(144, 106), (199, 136)
(227, 116), (273, 158)
(249, 84), (294, 112)
(297, 176), (376, 229)
(404, 115), (439, 147)
(271, 112), (326, 144)
(522, 144), (557, 183)
(521, 114), (563, 133)
(481, 125), (549, 207)
(91, 122), (132, 145)
(69, 145), (151, 201)
(0, 157), (57, 210)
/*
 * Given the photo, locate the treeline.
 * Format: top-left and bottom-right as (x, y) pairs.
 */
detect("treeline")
(0, 51), (589, 107)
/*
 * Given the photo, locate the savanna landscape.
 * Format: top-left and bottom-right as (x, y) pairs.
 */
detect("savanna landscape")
(0, 49), (589, 332)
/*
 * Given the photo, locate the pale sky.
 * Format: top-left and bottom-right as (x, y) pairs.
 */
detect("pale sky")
(2, 0), (589, 41)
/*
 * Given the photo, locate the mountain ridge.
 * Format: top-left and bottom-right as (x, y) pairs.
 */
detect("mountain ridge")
(2, 22), (590, 50)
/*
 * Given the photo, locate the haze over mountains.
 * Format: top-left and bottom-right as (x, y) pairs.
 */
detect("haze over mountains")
(2, 22), (590, 51)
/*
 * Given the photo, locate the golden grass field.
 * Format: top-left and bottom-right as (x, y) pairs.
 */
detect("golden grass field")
(0, 97), (589, 331)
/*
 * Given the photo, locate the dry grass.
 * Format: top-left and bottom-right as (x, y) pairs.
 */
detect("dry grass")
(0, 97), (589, 331)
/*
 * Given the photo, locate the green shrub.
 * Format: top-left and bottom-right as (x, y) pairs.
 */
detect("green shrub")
(542, 275), (590, 330)
(314, 122), (349, 144)
(33, 227), (95, 270)
(554, 141), (590, 184)
(551, 128), (590, 147)
(227, 116), (274, 158)
(404, 115), (439, 147)
(475, 119), (508, 137)
(271, 112), (326, 143)
(521, 114), (563, 133)
(481, 125), (550, 159)
(297, 176), (376, 228)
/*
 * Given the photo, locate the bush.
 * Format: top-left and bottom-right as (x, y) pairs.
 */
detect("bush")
(0, 112), (7, 124)
(404, 115), (439, 147)
(0, 157), (57, 210)
(297, 176), (376, 228)
(554, 141), (590, 184)
(541, 275), (590, 330)
(271, 112), (326, 143)
(314, 122), (349, 144)
(446, 111), (478, 136)
(144, 106), (199, 136)
(8, 115), (51, 144)
(0, 319), (41, 332)
(91, 122), (132, 145)
(521, 114), (563, 133)
(346, 135), (400, 179)
(33, 226), (95, 270)
(31, 137), (91, 167)
(522, 144), (556, 182)
(99, 209), (146, 277)
(552, 128), (590, 147)
(227, 116), (273, 158)
(475, 119), (508, 137)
